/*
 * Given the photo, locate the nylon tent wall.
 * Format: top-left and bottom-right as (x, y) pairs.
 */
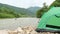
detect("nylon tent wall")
(36, 7), (60, 32)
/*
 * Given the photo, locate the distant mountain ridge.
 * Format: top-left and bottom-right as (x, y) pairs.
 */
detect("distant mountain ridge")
(27, 7), (41, 16)
(0, 3), (41, 18)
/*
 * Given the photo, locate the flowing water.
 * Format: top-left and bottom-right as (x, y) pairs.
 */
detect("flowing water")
(0, 18), (39, 30)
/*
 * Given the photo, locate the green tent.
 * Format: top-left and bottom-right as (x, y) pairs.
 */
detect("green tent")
(36, 7), (60, 33)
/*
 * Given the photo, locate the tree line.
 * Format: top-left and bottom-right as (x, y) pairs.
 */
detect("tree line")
(36, 0), (60, 18)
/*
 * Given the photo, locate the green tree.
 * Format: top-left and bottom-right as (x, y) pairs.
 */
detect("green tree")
(36, 0), (60, 18)
(36, 3), (48, 18)
(50, 0), (60, 7)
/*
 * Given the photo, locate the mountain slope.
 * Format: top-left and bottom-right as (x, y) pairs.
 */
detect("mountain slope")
(27, 7), (41, 16)
(0, 3), (34, 18)
(0, 3), (41, 18)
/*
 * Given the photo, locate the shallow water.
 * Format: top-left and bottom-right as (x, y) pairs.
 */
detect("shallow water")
(0, 18), (39, 30)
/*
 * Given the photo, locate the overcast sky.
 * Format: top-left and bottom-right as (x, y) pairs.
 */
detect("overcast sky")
(0, 0), (55, 8)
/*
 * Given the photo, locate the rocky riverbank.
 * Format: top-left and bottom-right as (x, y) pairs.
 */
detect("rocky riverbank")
(0, 26), (59, 34)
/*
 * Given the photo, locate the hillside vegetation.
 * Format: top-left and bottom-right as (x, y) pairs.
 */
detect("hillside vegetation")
(0, 3), (40, 18)
(36, 0), (60, 18)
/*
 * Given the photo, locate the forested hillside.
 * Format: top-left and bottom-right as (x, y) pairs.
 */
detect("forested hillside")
(0, 3), (36, 18)
(0, 3), (27, 18)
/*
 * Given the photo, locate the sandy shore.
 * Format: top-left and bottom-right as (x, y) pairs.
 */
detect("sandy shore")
(0, 30), (8, 34)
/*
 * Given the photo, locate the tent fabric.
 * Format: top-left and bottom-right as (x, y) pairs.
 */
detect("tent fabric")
(37, 7), (60, 30)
